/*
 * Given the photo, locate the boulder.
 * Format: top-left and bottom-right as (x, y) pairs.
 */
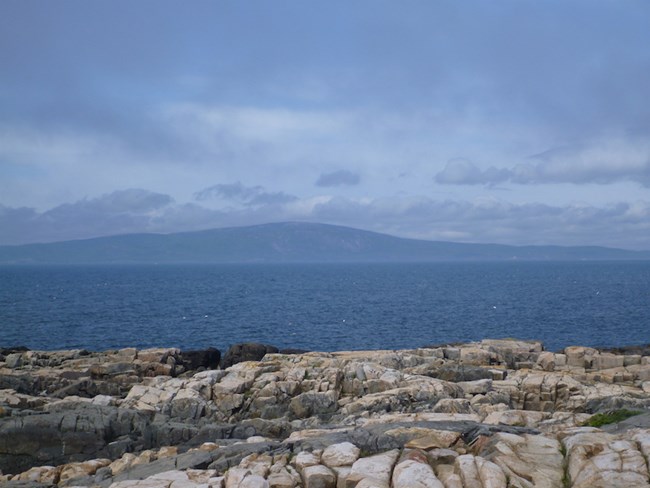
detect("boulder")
(321, 442), (360, 468)
(392, 456), (444, 488)
(346, 449), (399, 487)
(303, 464), (336, 488)
(180, 348), (221, 372)
(221, 343), (279, 368)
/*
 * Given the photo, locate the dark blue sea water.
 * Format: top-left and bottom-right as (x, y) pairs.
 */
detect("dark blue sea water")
(1, 262), (649, 353)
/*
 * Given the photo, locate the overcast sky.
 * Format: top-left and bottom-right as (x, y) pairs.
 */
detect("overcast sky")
(1, 1), (649, 249)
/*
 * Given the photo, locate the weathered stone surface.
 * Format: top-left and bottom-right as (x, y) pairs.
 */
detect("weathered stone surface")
(346, 450), (399, 487)
(481, 432), (563, 487)
(564, 431), (650, 487)
(392, 451), (444, 488)
(454, 454), (507, 488)
(303, 464), (336, 488)
(6, 340), (650, 488)
(321, 442), (360, 468)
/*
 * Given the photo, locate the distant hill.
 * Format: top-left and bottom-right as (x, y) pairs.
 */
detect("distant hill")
(1, 222), (648, 264)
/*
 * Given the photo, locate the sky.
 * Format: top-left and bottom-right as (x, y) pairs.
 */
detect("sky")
(1, 1), (649, 249)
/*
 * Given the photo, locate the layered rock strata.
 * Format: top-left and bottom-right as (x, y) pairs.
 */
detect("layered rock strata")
(2, 339), (650, 487)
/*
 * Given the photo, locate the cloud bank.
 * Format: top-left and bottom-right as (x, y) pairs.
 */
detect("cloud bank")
(2, 188), (649, 251)
(436, 140), (650, 187)
(194, 182), (298, 206)
(315, 170), (361, 187)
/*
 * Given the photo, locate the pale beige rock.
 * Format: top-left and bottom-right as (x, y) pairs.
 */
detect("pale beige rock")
(268, 467), (299, 488)
(483, 409), (549, 428)
(110, 453), (137, 475)
(454, 454), (507, 488)
(133, 450), (157, 465)
(225, 467), (252, 488)
(392, 459), (444, 488)
(633, 430), (650, 460)
(481, 433), (564, 488)
(59, 458), (111, 482)
(109, 479), (174, 487)
(332, 466), (351, 488)
(15, 466), (60, 482)
(240, 474), (270, 488)
(402, 430), (460, 450)
(591, 353), (625, 371)
(321, 442), (361, 467)
(431, 398), (473, 414)
(303, 464), (336, 488)
(346, 449), (399, 488)
(435, 465), (463, 488)
(564, 432), (650, 488)
(150, 470), (189, 481)
(458, 379), (492, 395)
(536, 351), (557, 371)
(459, 347), (492, 365)
(186, 469), (219, 483)
(240, 453), (273, 477)
(158, 446), (179, 458)
(294, 451), (321, 470)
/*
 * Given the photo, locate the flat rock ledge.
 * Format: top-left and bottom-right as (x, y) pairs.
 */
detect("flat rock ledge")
(3, 339), (650, 487)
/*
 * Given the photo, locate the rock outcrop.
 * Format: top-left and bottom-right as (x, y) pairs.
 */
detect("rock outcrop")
(2, 338), (650, 487)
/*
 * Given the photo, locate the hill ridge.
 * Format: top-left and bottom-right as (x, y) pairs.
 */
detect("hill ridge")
(1, 222), (648, 264)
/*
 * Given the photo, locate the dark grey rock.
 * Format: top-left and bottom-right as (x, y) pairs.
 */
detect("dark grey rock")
(0, 404), (154, 475)
(206, 441), (283, 473)
(348, 421), (539, 454)
(585, 396), (650, 414)
(231, 418), (293, 439)
(180, 347), (221, 372)
(427, 364), (494, 382)
(221, 343), (279, 368)
(289, 391), (338, 419)
(1, 482), (54, 488)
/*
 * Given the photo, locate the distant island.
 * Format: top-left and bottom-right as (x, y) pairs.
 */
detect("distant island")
(1, 222), (649, 264)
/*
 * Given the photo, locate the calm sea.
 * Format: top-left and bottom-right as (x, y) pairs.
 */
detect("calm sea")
(1, 262), (649, 353)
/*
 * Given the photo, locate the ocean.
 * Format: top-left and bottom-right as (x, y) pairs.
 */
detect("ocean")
(1, 262), (649, 353)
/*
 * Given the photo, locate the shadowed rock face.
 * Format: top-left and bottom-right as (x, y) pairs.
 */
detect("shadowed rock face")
(220, 343), (279, 368)
(2, 338), (650, 487)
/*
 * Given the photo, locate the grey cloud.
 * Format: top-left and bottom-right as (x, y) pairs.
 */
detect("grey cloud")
(435, 159), (511, 186)
(194, 182), (298, 206)
(0, 190), (175, 245)
(3, 190), (649, 250)
(316, 170), (361, 187)
(309, 197), (650, 250)
(435, 141), (650, 187)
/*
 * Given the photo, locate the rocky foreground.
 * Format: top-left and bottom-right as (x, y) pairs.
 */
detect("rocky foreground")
(2, 340), (650, 487)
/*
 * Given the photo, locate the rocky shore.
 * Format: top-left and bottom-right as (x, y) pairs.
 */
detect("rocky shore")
(2, 339), (650, 487)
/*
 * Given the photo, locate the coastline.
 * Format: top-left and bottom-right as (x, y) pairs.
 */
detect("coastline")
(2, 338), (650, 487)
